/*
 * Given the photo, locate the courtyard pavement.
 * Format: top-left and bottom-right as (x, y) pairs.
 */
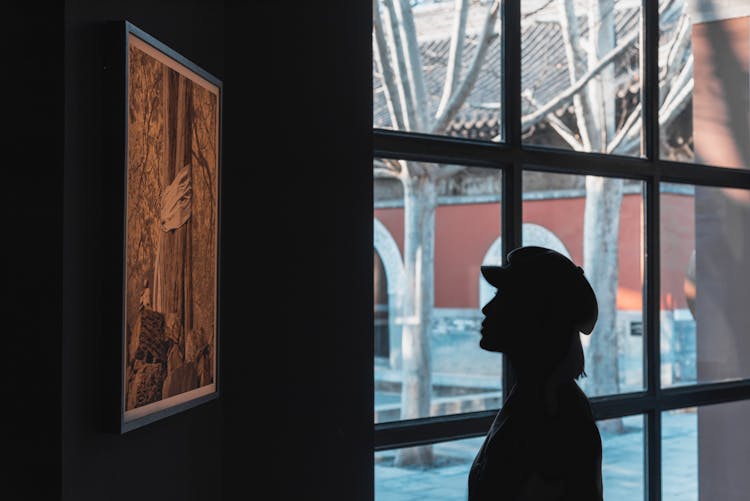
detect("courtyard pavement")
(375, 411), (697, 500)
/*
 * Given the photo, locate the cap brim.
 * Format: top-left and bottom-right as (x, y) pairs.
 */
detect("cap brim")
(480, 265), (511, 288)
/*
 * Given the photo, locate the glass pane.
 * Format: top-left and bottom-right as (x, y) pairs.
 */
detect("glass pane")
(658, 0), (694, 162)
(374, 158), (502, 422)
(663, 401), (750, 500)
(660, 1), (750, 168)
(521, 0), (642, 156)
(662, 407), (697, 500)
(375, 437), (484, 500)
(660, 183), (750, 386)
(374, 416), (644, 500)
(599, 415), (645, 500)
(523, 172), (645, 397)
(372, 0), (503, 141)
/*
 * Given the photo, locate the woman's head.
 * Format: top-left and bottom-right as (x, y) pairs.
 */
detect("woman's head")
(479, 246), (598, 379)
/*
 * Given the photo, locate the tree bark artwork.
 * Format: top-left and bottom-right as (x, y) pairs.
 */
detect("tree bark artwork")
(124, 34), (219, 417)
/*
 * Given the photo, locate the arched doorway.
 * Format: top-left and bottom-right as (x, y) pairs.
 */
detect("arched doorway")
(374, 251), (389, 359)
(373, 218), (406, 368)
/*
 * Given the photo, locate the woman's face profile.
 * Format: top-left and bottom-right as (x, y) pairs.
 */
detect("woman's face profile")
(479, 287), (530, 353)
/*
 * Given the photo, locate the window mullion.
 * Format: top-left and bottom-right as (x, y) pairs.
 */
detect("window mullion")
(644, 174), (662, 501)
(502, 0), (521, 148)
(640, 0), (661, 501)
(645, 179), (661, 402)
(501, 162), (522, 400)
(500, 0), (523, 403)
(646, 410), (662, 501)
(643, 1), (662, 498)
(643, 0), (660, 162)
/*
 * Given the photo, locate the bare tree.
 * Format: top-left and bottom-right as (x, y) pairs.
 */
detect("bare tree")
(374, 0), (500, 467)
(373, 0), (693, 463)
(551, 0), (691, 433)
(558, 0), (624, 433)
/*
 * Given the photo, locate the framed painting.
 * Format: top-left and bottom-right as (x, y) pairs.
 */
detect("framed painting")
(103, 21), (222, 433)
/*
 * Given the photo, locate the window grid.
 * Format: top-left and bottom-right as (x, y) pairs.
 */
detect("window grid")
(372, 2), (750, 500)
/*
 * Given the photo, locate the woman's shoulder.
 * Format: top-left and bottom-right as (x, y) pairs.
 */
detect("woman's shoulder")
(555, 383), (600, 438)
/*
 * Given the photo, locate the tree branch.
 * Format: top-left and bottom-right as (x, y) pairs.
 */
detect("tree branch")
(434, 163), (466, 180)
(374, 158), (403, 179)
(665, 11), (690, 73)
(660, 7), (691, 105)
(523, 0), (556, 20)
(614, 75), (693, 155)
(436, 0), (469, 119)
(606, 101), (641, 154)
(374, 166), (401, 179)
(431, 0), (500, 134)
(373, 0), (406, 130)
(383, 0), (418, 130)
(522, 27), (639, 130)
(660, 75), (693, 126)
(524, 92), (584, 151)
(400, 159), (433, 180)
(394, 0), (429, 130)
(610, 0), (689, 155)
(557, 0), (592, 150)
(662, 54), (693, 110)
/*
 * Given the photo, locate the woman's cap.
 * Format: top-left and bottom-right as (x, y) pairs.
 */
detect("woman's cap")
(480, 246), (598, 335)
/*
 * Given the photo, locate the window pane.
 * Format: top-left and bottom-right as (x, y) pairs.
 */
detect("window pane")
(599, 415), (645, 500)
(372, 0), (503, 141)
(660, 1), (750, 168)
(374, 416), (644, 500)
(375, 437), (484, 500)
(658, 0), (694, 162)
(374, 158), (502, 422)
(660, 183), (750, 386)
(662, 407), (697, 500)
(663, 401), (750, 500)
(521, 0), (642, 156)
(523, 172), (645, 397)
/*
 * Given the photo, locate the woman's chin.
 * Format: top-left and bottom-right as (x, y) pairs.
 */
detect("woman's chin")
(479, 338), (502, 353)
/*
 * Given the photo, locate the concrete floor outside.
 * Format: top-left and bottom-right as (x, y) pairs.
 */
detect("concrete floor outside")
(375, 411), (697, 500)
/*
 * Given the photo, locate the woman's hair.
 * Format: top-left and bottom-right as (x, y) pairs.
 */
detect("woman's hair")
(536, 294), (587, 381)
(559, 327), (587, 380)
(515, 315), (587, 382)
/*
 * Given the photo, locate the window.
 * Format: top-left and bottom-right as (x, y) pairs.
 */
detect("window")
(372, 1), (750, 500)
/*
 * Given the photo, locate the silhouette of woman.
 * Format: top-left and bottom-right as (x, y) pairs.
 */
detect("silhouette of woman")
(468, 246), (603, 501)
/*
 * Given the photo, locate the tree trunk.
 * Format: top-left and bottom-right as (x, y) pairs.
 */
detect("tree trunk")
(585, 0), (616, 152)
(582, 176), (624, 434)
(580, 0), (624, 434)
(395, 170), (436, 467)
(152, 68), (194, 395)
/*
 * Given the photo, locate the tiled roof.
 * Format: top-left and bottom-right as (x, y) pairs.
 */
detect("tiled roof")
(373, 3), (642, 139)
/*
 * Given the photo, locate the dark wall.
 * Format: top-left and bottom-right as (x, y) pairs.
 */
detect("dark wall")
(64, 2), (224, 500)
(222, 2), (373, 499)
(4, 3), (64, 499)
(7, 1), (373, 499)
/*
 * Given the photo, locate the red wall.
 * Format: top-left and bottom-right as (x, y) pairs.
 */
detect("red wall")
(374, 192), (694, 310)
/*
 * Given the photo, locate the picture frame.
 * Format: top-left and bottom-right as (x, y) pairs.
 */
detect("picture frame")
(103, 21), (222, 434)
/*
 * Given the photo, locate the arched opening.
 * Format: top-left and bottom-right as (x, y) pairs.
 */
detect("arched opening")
(374, 250), (389, 360)
(373, 218), (406, 369)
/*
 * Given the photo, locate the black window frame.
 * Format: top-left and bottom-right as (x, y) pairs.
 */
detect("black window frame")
(372, 2), (750, 500)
